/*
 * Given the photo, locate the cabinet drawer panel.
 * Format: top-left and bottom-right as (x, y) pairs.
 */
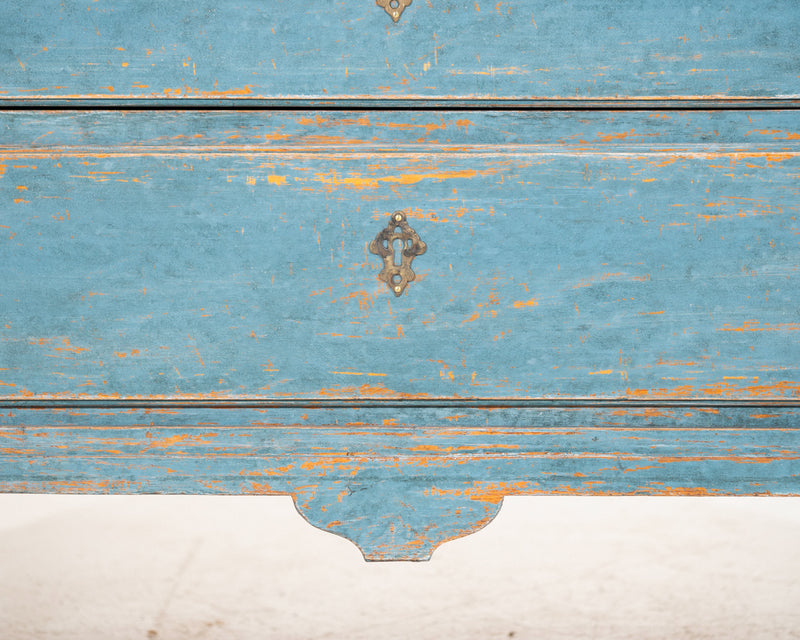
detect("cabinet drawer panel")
(3, 0), (800, 105)
(1, 110), (798, 401)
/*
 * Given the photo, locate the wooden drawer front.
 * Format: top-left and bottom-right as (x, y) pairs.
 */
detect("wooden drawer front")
(2, 110), (799, 559)
(3, 1), (800, 105)
(2, 111), (799, 402)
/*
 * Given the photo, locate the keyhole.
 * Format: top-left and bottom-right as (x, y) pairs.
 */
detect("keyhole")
(392, 238), (404, 266)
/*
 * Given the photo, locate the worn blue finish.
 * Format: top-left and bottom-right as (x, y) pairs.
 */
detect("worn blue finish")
(2, 420), (798, 558)
(2, 1), (800, 104)
(1, 111), (798, 400)
(3, 0), (800, 559)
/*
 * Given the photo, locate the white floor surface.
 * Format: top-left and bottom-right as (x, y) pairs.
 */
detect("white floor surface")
(1, 495), (799, 639)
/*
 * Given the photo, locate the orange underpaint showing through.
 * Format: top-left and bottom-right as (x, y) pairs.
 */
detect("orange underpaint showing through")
(141, 433), (218, 451)
(719, 320), (800, 332)
(609, 408), (672, 418)
(626, 380), (799, 399)
(80, 291), (106, 301)
(313, 168), (481, 190)
(162, 85), (254, 99)
(594, 129), (660, 143)
(299, 456), (364, 477)
(656, 455), (798, 465)
(251, 465), (294, 477)
(297, 114), (328, 126)
(512, 298), (539, 309)
(14, 480), (143, 494)
(382, 120), (446, 135)
(519, 484), (725, 497)
(267, 175), (287, 185)
(656, 358), (699, 366)
(409, 444), (520, 453)
(745, 129), (800, 141)
(316, 383), (430, 400)
(331, 289), (374, 311)
(330, 371), (387, 377)
(426, 481), (532, 504)
(29, 336), (90, 354)
(247, 482), (279, 495)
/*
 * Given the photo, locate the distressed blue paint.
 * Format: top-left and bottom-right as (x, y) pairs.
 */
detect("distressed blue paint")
(2, 1), (800, 104)
(1, 111), (798, 400)
(1, 424), (798, 559)
(3, 0), (800, 560)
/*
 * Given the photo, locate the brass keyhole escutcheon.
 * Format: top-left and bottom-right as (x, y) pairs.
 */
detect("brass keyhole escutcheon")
(369, 211), (426, 296)
(376, 0), (412, 23)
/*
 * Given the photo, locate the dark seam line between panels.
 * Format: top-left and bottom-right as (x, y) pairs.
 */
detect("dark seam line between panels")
(3, 399), (800, 410)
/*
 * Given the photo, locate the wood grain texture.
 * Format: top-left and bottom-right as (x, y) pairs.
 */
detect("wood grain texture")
(2, 1), (800, 105)
(2, 110), (798, 401)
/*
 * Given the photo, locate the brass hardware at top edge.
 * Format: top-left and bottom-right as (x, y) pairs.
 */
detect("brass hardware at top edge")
(376, 0), (412, 23)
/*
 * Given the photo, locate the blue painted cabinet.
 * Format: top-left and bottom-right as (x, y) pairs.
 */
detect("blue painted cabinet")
(1, 1), (799, 559)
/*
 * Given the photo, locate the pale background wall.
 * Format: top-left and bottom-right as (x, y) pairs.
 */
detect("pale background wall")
(1, 496), (799, 639)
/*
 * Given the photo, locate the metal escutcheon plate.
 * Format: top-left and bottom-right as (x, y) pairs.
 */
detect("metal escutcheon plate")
(369, 211), (426, 296)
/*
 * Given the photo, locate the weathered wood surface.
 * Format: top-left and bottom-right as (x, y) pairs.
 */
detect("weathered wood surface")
(2, 109), (798, 558)
(3, 1), (800, 105)
(1, 110), (798, 400)
(2, 408), (799, 559)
